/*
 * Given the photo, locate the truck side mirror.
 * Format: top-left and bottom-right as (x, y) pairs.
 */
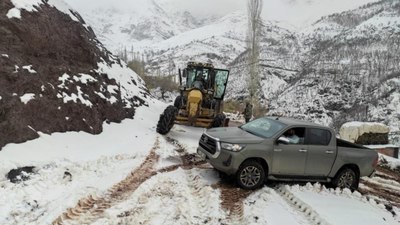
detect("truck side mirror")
(277, 137), (290, 145)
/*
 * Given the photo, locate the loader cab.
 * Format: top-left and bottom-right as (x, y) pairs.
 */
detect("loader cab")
(180, 63), (229, 99)
(185, 68), (210, 89)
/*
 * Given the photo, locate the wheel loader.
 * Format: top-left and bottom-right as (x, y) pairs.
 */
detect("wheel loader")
(156, 62), (230, 134)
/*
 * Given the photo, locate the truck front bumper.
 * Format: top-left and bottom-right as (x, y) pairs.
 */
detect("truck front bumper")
(197, 145), (242, 175)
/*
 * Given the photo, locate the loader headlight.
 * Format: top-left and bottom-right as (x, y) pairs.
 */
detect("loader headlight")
(221, 143), (246, 152)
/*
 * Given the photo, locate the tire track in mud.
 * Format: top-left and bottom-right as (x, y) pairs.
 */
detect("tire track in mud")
(359, 180), (400, 208)
(377, 166), (400, 183)
(212, 181), (252, 224)
(359, 166), (400, 211)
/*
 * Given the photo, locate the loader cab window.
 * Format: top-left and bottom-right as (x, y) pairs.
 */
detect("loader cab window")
(186, 68), (210, 89)
(213, 69), (229, 99)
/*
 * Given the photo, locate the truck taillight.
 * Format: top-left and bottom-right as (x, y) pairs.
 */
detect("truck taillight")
(372, 155), (379, 168)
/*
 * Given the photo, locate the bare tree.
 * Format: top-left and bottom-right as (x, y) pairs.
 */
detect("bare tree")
(247, 0), (263, 105)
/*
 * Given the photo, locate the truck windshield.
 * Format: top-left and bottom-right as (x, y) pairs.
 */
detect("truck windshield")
(240, 118), (285, 138)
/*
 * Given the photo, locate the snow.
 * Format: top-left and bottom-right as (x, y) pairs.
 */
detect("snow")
(19, 93), (35, 104)
(22, 65), (37, 74)
(1, 54), (9, 58)
(0, 100), (165, 224)
(72, 74), (97, 84)
(1, 104), (399, 224)
(379, 154), (400, 170)
(7, 0), (79, 22)
(287, 184), (398, 225)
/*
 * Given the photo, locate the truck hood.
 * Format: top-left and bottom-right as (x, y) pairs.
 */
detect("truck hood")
(206, 127), (265, 144)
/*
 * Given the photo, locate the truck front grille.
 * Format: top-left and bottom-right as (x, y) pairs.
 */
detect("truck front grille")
(199, 133), (217, 154)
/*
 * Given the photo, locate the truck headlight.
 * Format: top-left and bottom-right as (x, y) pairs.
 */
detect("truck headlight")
(221, 143), (246, 152)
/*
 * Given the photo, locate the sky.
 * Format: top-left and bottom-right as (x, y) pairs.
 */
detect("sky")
(65, 0), (379, 28)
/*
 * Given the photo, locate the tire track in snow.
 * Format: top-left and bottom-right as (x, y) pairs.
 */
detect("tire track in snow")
(273, 185), (330, 225)
(166, 136), (252, 223)
(53, 136), (210, 225)
(52, 138), (161, 225)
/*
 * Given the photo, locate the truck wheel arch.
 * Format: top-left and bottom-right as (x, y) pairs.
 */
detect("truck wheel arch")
(335, 164), (360, 178)
(240, 157), (269, 176)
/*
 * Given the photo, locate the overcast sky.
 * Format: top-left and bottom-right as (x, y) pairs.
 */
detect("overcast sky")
(65, 0), (378, 27)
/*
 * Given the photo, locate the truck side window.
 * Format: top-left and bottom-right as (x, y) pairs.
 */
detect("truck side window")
(307, 128), (331, 145)
(281, 127), (305, 145)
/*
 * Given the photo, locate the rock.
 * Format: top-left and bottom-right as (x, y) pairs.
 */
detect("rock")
(7, 166), (36, 183)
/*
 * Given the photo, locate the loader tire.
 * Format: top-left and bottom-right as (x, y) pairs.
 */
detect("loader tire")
(174, 96), (183, 109)
(156, 106), (177, 135)
(211, 113), (226, 128)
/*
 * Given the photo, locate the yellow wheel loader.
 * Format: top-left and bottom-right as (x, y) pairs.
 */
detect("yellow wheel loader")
(156, 62), (230, 134)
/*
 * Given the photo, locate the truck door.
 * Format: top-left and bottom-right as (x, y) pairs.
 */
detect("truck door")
(304, 128), (336, 176)
(271, 127), (307, 176)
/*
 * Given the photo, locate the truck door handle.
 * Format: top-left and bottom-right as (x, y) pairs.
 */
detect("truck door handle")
(274, 149), (282, 152)
(325, 150), (334, 154)
(299, 149), (308, 153)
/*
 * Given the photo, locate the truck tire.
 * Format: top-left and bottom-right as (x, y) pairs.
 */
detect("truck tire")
(156, 106), (177, 135)
(236, 160), (265, 190)
(211, 114), (226, 128)
(174, 96), (183, 109)
(332, 167), (359, 190)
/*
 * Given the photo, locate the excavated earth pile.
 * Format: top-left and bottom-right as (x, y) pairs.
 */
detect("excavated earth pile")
(0, 0), (149, 149)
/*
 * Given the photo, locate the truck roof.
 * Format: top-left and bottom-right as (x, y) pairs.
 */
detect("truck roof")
(268, 117), (327, 128)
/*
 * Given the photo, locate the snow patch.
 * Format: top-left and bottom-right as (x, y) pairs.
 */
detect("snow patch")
(1, 54), (9, 58)
(7, 0), (79, 22)
(20, 93), (35, 104)
(95, 59), (147, 108)
(59, 86), (93, 107)
(22, 65), (37, 74)
(72, 74), (97, 84)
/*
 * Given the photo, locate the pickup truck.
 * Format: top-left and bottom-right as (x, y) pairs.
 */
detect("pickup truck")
(197, 117), (378, 190)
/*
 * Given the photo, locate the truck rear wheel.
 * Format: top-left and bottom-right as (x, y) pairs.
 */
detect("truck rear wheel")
(236, 160), (265, 190)
(332, 167), (359, 190)
(156, 106), (177, 135)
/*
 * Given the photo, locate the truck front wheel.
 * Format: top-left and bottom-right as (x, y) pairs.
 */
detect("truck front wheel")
(236, 160), (265, 190)
(332, 167), (359, 190)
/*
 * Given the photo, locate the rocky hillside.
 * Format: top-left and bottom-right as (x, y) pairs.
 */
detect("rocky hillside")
(0, 0), (150, 149)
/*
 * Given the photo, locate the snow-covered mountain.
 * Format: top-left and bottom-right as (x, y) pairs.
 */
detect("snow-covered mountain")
(268, 0), (400, 142)
(0, 0), (151, 149)
(74, 0), (218, 55)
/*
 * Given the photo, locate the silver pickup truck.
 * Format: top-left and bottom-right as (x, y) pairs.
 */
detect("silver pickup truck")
(197, 117), (378, 190)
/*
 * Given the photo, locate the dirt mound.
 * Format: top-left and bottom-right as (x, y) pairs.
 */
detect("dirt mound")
(0, 0), (149, 149)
